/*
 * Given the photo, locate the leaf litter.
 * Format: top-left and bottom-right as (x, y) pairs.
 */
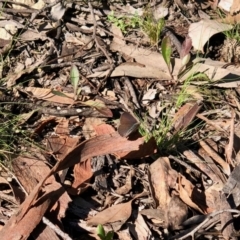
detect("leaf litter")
(1, 0), (240, 239)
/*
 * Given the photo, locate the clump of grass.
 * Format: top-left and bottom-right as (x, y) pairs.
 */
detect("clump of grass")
(107, 8), (165, 46)
(223, 23), (240, 42)
(0, 106), (38, 167)
(139, 73), (202, 152)
(141, 9), (165, 46)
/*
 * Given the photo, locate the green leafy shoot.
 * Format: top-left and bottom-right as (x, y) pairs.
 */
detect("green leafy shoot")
(161, 36), (173, 79)
(97, 224), (114, 240)
(70, 64), (80, 100)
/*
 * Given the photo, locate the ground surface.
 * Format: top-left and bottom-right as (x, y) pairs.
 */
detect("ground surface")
(0, 0), (240, 239)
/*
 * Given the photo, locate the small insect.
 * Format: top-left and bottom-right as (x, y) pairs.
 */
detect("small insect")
(118, 112), (140, 138)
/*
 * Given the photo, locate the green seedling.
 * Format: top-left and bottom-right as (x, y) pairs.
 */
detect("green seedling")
(107, 11), (141, 34)
(70, 64), (81, 100)
(161, 36), (173, 79)
(97, 224), (114, 240)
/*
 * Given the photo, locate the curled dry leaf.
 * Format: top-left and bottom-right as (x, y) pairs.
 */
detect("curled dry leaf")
(188, 19), (232, 52)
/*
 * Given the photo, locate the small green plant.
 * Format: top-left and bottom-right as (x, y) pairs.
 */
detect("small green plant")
(161, 35), (173, 79)
(141, 9), (165, 46)
(70, 64), (81, 100)
(107, 11), (141, 33)
(97, 224), (114, 240)
(223, 23), (240, 42)
(139, 72), (200, 151)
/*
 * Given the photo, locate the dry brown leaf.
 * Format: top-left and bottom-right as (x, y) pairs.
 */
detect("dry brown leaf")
(94, 123), (116, 135)
(173, 101), (202, 133)
(128, 213), (152, 239)
(148, 157), (173, 209)
(69, 159), (93, 195)
(198, 148), (227, 183)
(87, 62), (171, 80)
(230, 0), (240, 15)
(0, 183), (65, 240)
(55, 118), (70, 135)
(47, 135), (80, 161)
(178, 179), (205, 214)
(14, 132), (145, 222)
(1, 155), (71, 240)
(25, 87), (75, 104)
(199, 140), (230, 175)
(110, 42), (240, 83)
(87, 200), (133, 226)
(167, 195), (188, 230)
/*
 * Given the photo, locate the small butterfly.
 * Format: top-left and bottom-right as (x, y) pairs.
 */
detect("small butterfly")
(118, 112), (140, 138)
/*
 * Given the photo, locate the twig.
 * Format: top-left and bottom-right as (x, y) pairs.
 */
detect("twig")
(88, 1), (115, 92)
(121, 77), (140, 109)
(176, 209), (240, 240)
(225, 108), (235, 166)
(169, 155), (201, 178)
(0, 0), (35, 9)
(0, 8), (37, 14)
(88, 1), (113, 65)
(42, 217), (72, 240)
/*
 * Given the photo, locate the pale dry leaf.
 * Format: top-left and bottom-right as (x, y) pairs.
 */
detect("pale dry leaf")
(87, 62), (171, 80)
(128, 213), (152, 239)
(142, 89), (157, 105)
(188, 19), (232, 52)
(65, 32), (85, 45)
(50, 2), (66, 21)
(148, 157), (175, 208)
(110, 42), (240, 82)
(230, 0), (240, 15)
(13, 0), (34, 9)
(0, 28), (13, 41)
(32, 0), (45, 9)
(125, 3), (143, 16)
(111, 24), (125, 45)
(218, 0), (233, 12)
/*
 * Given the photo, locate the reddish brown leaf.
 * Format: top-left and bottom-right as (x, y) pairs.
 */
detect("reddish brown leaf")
(173, 101), (202, 133)
(68, 159), (93, 195)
